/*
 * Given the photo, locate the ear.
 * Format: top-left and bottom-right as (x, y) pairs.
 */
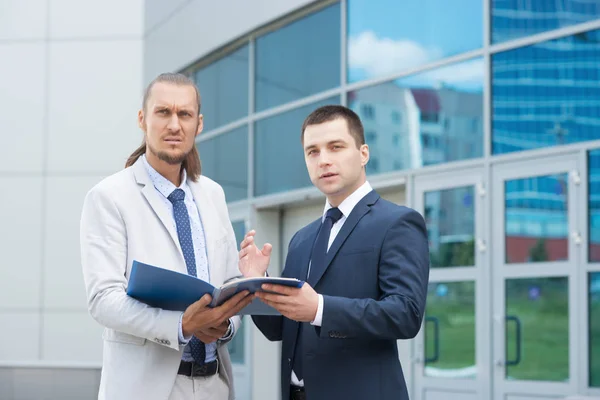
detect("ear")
(137, 109), (145, 131)
(360, 144), (370, 167)
(196, 114), (204, 138)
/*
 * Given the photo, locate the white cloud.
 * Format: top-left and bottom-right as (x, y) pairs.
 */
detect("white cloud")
(405, 58), (484, 90)
(348, 31), (442, 78)
(348, 31), (484, 90)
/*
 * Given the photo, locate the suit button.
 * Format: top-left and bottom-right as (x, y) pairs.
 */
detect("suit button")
(165, 340), (171, 345)
(288, 358), (291, 366)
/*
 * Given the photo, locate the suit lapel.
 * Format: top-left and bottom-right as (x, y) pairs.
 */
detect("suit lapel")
(133, 159), (185, 266)
(307, 190), (380, 287)
(188, 178), (227, 284)
(285, 221), (320, 281)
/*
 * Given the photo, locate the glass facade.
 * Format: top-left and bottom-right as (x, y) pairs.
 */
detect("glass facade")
(183, 3), (600, 393)
(505, 277), (569, 381)
(188, 0), (600, 199)
(347, 0), (483, 83)
(492, 30), (600, 155)
(255, 3), (340, 112)
(254, 97), (340, 196)
(194, 45), (249, 131)
(349, 58), (483, 173)
(591, 272), (600, 387)
(197, 125), (248, 202)
(504, 174), (569, 263)
(492, 0), (600, 44)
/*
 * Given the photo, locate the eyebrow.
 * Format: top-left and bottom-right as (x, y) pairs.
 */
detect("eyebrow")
(153, 105), (195, 113)
(304, 140), (346, 151)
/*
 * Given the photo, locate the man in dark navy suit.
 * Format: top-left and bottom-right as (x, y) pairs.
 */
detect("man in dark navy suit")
(238, 105), (430, 400)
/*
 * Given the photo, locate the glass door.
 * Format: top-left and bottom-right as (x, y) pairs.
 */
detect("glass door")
(491, 154), (580, 400)
(413, 168), (489, 400)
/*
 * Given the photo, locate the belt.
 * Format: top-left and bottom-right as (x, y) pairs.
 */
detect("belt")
(290, 385), (305, 400)
(178, 359), (218, 377)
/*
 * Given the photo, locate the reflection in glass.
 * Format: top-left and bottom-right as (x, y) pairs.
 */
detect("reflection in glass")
(197, 125), (248, 202)
(424, 186), (475, 268)
(492, 0), (600, 44)
(589, 150), (600, 262)
(254, 97), (340, 196)
(194, 45), (248, 131)
(591, 273), (600, 387)
(424, 281), (476, 378)
(504, 174), (568, 264)
(348, 58), (483, 173)
(492, 30), (600, 155)
(347, 0), (482, 83)
(505, 277), (569, 381)
(229, 220), (247, 364)
(255, 3), (340, 112)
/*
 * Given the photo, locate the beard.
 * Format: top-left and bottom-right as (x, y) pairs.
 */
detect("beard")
(147, 142), (191, 165)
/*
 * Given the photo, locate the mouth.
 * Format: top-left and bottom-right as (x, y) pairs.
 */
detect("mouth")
(164, 138), (183, 145)
(320, 172), (338, 179)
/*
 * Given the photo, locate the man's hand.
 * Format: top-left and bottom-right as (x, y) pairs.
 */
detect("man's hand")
(182, 291), (252, 337)
(195, 320), (230, 344)
(256, 283), (319, 322)
(239, 230), (272, 278)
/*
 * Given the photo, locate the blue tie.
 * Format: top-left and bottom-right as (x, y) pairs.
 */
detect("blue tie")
(293, 207), (343, 381)
(168, 188), (206, 365)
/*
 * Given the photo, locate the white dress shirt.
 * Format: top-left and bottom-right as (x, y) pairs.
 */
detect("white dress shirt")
(291, 180), (373, 386)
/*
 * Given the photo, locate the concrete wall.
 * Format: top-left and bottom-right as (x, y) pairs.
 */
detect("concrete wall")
(0, 0), (144, 397)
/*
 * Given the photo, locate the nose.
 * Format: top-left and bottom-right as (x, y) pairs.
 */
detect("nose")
(318, 151), (332, 167)
(167, 113), (181, 132)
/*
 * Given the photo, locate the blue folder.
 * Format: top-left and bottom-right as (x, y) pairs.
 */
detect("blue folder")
(126, 260), (304, 315)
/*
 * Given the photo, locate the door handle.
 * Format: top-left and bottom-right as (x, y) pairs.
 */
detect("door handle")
(505, 315), (522, 367)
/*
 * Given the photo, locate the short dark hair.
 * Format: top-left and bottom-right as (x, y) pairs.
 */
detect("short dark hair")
(301, 105), (365, 148)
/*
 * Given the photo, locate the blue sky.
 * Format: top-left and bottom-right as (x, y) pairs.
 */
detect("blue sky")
(347, 0), (484, 82)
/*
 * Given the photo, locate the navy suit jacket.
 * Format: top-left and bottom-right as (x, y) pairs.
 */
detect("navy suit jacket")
(253, 190), (430, 400)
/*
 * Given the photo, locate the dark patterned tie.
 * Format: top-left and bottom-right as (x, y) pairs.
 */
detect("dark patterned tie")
(168, 188), (206, 364)
(293, 207), (343, 380)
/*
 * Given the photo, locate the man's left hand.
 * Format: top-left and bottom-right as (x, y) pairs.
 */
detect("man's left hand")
(195, 320), (230, 344)
(256, 283), (319, 322)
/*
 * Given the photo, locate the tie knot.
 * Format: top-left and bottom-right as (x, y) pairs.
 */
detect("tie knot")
(326, 207), (343, 223)
(167, 188), (185, 203)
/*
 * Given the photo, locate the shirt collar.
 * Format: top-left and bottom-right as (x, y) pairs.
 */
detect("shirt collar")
(323, 181), (373, 221)
(142, 154), (191, 200)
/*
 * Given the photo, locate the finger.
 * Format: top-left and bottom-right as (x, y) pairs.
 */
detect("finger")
(256, 292), (289, 305)
(221, 294), (254, 320)
(220, 291), (251, 312)
(261, 284), (295, 296)
(262, 243), (273, 257)
(240, 231), (256, 248)
(195, 293), (212, 307)
(239, 246), (250, 259)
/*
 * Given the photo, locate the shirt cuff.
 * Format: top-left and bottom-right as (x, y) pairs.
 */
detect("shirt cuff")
(178, 313), (192, 345)
(219, 319), (235, 341)
(310, 294), (324, 326)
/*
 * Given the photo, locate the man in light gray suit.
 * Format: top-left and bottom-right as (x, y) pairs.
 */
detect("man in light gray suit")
(80, 73), (252, 400)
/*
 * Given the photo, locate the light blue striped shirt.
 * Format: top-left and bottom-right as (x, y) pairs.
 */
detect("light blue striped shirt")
(141, 155), (218, 363)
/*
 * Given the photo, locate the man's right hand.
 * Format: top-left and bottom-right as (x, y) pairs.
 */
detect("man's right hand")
(238, 230), (272, 278)
(181, 290), (252, 338)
